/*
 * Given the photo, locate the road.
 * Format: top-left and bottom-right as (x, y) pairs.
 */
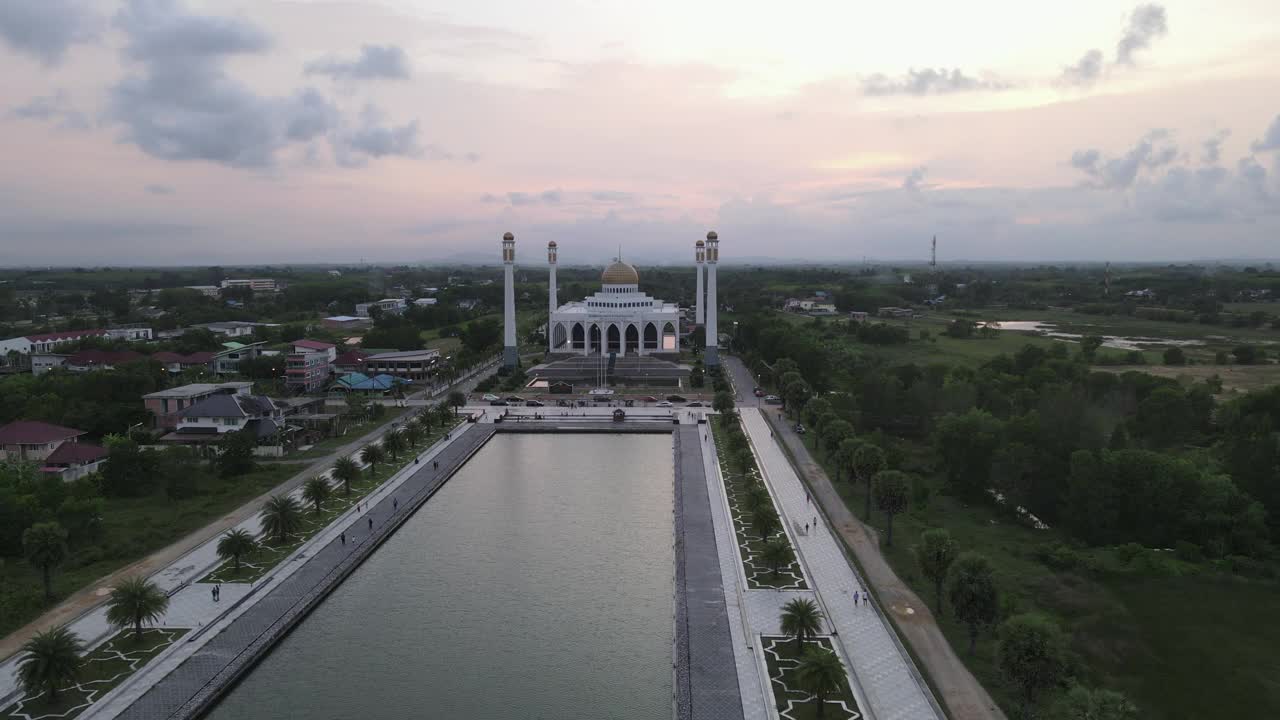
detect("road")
(721, 356), (1007, 720)
(0, 364), (497, 663)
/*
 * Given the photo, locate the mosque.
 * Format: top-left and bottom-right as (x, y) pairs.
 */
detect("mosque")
(500, 231), (721, 377)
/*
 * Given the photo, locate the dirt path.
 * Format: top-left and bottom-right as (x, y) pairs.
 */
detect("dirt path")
(0, 367), (495, 662)
(723, 356), (1006, 720)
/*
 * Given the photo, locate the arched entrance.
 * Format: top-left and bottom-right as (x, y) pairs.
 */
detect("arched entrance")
(643, 322), (658, 351)
(589, 324), (602, 353)
(571, 322), (585, 350)
(606, 324), (621, 354)
(661, 322), (677, 352)
(551, 323), (568, 351)
(624, 324), (639, 354)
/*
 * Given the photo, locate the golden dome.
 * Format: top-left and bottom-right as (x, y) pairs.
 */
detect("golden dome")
(601, 260), (639, 285)
(695, 239), (705, 246)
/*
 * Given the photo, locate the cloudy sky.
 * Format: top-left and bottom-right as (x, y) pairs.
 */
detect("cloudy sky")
(2, 0), (1279, 265)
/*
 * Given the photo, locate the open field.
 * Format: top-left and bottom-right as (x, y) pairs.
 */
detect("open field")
(0, 464), (305, 638)
(1095, 363), (1280, 394)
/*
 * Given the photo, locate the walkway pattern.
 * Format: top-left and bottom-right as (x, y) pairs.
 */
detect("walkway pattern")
(761, 637), (862, 720)
(114, 425), (497, 720)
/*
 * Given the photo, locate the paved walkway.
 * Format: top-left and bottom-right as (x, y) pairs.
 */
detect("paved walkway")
(0, 363), (496, 664)
(723, 357), (1006, 720)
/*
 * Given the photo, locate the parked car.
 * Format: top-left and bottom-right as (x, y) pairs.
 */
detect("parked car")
(482, 393), (500, 401)
(556, 399), (571, 407)
(657, 401), (673, 408)
(687, 401), (704, 408)
(641, 395), (658, 402)
(505, 396), (525, 403)
(764, 395), (781, 404)
(794, 423), (806, 434)
(667, 395), (687, 403)
(526, 400), (545, 407)
(490, 400), (508, 406)
(753, 387), (765, 397)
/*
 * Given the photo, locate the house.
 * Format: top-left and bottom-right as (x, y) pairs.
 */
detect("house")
(1125, 288), (1156, 300)
(413, 298), (438, 307)
(151, 351), (216, 374)
(29, 353), (68, 375)
(184, 285), (221, 297)
(192, 321), (258, 337)
(456, 299), (480, 311)
(330, 372), (409, 395)
(0, 329), (110, 357)
(286, 350), (331, 393)
(42, 442), (108, 481)
(363, 349), (440, 381)
(0, 420), (89, 462)
(878, 307), (914, 318)
(213, 341), (265, 374)
(323, 315), (372, 331)
(292, 340), (337, 363)
(333, 350), (368, 374)
(38, 350), (147, 375)
(219, 278), (279, 293)
(163, 393), (284, 447)
(327, 270), (342, 277)
(849, 311), (869, 322)
(143, 381), (254, 429)
(784, 298), (836, 315)
(355, 298), (407, 317)
(106, 325), (153, 342)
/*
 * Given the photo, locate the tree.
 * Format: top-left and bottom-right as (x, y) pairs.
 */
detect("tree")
(381, 429), (406, 461)
(849, 443), (886, 520)
(1080, 335), (1104, 361)
(260, 494), (303, 544)
(780, 597), (825, 653)
(873, 470), (910, 547)
(345, 394), (370, 421)
(216, 528), (257, 573)
(998, 613), (1067, 716)
(915, 529), (959, 617)
(1232, 345), (1263, 365)
(23, 522), (68, 601)
(948, 552), (998, 656)
(360, 443), (386, 470)
(835, 438), (861, 484)
(216, 429), (257, 478)
(99, 436), (160, 497)
(448, 390), (466, 414)
(762, 536), (795, 578)
(934, 409), (1003, 496)
(784, 380), (810, 417)
(712, 391), (735, 415)
(1162, 346), (1186, 366)
(434, 402), (454, 428)
(1060, 685), (1139, 720)
(17, 627), (84, 703)
(743, 483), (772, 513)
(795, 646), (845, 718)
(401, 420), (423, 448)
(803, 397), (833, 430)
(1135, 386), (1193, 447)
(105, 576), (170, 642)
(821, 419), (853, 456)
(302, 477), (332, 514)
(331, 456), (361, 495)
(752, 504), (780, 538)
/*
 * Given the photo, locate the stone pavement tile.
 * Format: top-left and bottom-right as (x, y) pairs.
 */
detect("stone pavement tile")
(742, 409), (942, 720)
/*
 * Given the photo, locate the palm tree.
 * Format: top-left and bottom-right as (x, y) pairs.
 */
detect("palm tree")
(331, 456), (361, 495)
(360, 443), (386, 470)
(17, 627), (83, 703)
(795, 646), (846, 717)
(743, 484), (772, 513)
(23, 522), (68, 601)
(105, 577), (170, 642)
(302, 477), (332, 515)
(216, 529), (257, 573)
(260, 494), (303, 544)
(434, 402), (453, 427)
(761, 536), (794, 579)
(381, 429), (406, 461)
(751, 505), (780, 539)
(401, 421), (423, 448)
(780, 597), (825, 653)
(448, 390), (466, 414)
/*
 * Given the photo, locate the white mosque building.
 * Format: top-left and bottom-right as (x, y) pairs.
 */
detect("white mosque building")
(500, 231), (720, 368)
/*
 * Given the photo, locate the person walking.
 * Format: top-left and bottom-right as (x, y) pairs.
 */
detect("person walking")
(340, 532), (346, 546)
(393, 498), (399, 510)
(367, 517), (373, 530)
(211, 586), (217, 602)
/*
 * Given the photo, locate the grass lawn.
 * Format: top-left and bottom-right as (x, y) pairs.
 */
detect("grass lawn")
(760, 636), (861, 720)
(0, 627), (188, 720)
(711, 417), (808, 590)
(0, 464), (305, 638)
(289, 408), (411, 460)
(791, 429), (1280, 719)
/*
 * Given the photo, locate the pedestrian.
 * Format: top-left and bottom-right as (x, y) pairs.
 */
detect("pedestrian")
(804, 522), (809, 534)
(368, 517), (373, 530)
(434, 460), (439, 470)
(415, 457), (419, 465)
(341, 532), (346, 545)
(393, 498), (399, 510)
(211, 586), (217, 602)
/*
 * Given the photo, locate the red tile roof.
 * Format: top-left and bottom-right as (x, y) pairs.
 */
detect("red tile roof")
(334, 351), (368, 366)
(66, 350), (145, 366)
(152, 351), (215, 363)
(0, 420), (85, 445)
(293, 340), (336, 350)
(25, 329), (107, 343)
(44, 442), (106, 466)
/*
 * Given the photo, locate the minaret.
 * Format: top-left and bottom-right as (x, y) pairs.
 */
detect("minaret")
(704, 231), (720, 367)
(547, 241), (558, 352)
(502, 232), (517, 368)
(695, 239), (705, 326)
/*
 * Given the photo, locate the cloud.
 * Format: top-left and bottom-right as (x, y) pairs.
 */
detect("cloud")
(1059, 49), (1104, 87)
(902, 166), (928, 192)
(0, 0), (101, 65)
(1071, 130), (1179, 188)
(1252, 115), (1280, 153)
(9, 90), (89, 130)
(145, 183), (174, 195)
(590, 191), (635, 203)
(305, 44), (411, 81)
(1116, 4), (1169, 65)
(333, 106), (421, 166)
(863, 68), (1012, 96)
(1202, 129), (1230, 164)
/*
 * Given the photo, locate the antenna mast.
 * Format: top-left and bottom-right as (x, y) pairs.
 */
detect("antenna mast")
(931, 236), (937, 269)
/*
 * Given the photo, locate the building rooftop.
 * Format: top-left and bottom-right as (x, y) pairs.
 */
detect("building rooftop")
(0, 420), (86, 445)
(44, 442), (107, 465)
(293, 340), (336, 351)
(365, 349), (441, 361)
(143, 381), (252, 399)
(179, 393), (277, 419)
(23, 329), (106, 343)
(325, 315), (364, 322)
